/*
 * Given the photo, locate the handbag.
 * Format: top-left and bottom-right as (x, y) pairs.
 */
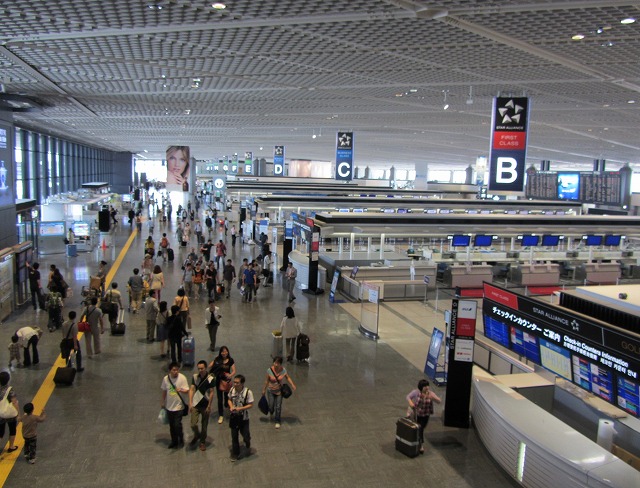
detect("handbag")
(270, 367), (293, 399)
(218, 375), (232, 392)
(59, 323), (75, 359)
(0, 387), (18, 419)
(77, 314), (90, 333)
(258, 394), (269, 415)
(158, 408), (169, 425)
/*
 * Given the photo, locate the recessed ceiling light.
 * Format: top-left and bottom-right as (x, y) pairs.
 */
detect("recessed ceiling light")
(410, 89), (418, 93)
(212, 2), (226, 9)
(621, 17), (635, 24)
(572, 34), (585, 40)
(628, 100), (636, 104)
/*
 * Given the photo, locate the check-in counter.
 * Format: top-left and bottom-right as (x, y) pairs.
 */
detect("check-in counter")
(442, 263), (493, 288)
(337, 265), (437, 301)
(472, 376), (640, 487)
(574, 262), (620, 284)
(509, 263), (561, 286)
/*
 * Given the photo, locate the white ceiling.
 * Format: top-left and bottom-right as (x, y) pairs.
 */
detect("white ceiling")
(1, 0), (640, 173)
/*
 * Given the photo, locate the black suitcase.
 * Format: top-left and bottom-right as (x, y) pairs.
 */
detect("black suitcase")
(180, 240), (187, 247)
(38, 293), (47, 310)
(395, 417), (420, 457)
(167, 248), (174, 262)
(111, 310), (126, 336)
(296, 333), (310, 361)
(53, 354), (76, 386)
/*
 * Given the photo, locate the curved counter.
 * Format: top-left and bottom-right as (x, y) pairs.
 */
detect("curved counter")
(472, 376), (640, 487)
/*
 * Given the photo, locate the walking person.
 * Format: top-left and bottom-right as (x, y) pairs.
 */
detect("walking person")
(222, 259), (236, 298)
(144, 289), (159, 343)
(188, 361), (215, 451)
(104, 283), (123, 330)
(286, 262), (297, 303)
(82, 297), (104, 356)
(156, 301), (169, 358)
(206, 300), (222, 352)
(209, 346), (236, 424)
(242, 262), (257, 303)
(161, 362), (189, 449)
(406, 379), (442, 454)
(231, 225), (237, 248)
(26, 262), (44, 311)
(61, 311), (83, 372)
(228, 374), (254, 462)
(181, 262), (194, 298)
(167, 305), (187, 364)
(205, 261), (217, 301)
(21, 403), (46, 464)
(280, 307), (300, 363)
(97, 260), (108, 297)
(0, 371), (20, 455)
(173, 288), (190, 330)
(159, 233), (170, 262)
(215, 240), (226, 270)
(149, 265), (165, 302)
(127, 268), (144, 313)
(262, 356), (296, 429)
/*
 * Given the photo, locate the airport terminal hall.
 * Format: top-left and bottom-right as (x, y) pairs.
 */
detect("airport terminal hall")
(2, 1), (640, 487)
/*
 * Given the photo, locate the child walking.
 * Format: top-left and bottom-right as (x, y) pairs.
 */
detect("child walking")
(22, 403), (46, 464)
(7, 335), (20, 371)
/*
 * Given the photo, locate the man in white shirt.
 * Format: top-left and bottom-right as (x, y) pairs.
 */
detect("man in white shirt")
(228, 374), (254, 461)
(161, 362), (189, 449)
(14, 327), (43, 367)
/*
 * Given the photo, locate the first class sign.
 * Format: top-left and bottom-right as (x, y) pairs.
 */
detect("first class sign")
(488, 97), (529, 194)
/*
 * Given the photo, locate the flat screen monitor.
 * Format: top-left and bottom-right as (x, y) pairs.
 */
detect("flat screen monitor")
(425, 209), (437, 214)
(382, 208), (395, 213)
(505, 210), (518, 215)
(397, 208), (408, 214)
(585, 235), (603, 246)
(541, 235), (560, 247)
(338, 208), (349, 213)
(604, 235), (621, 246)
(521, 235), (539, 247)
(451, 235), (471, 247)
(557, 172), (581, 200)
(439, 209), (451, 214)
(353, 208), (364, 213)
(474, 235), (493, 247)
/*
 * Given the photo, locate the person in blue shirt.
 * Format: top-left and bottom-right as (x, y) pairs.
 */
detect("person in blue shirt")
(242, 263), (257, 303)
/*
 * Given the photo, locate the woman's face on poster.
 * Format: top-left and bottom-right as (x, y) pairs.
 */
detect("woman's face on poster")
(167, 148), (188, 176)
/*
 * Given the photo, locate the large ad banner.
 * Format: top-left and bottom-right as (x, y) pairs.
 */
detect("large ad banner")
(488, 97), (529, 193)
(335, 131), (354, 181)
(274, 146), (285, 176)
(165, 145), (191, 192)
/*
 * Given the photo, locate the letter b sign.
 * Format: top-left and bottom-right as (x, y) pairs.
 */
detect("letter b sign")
(488, 153), (524, 192)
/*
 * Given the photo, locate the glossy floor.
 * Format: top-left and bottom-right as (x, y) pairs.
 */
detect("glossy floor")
(1, 217), (517, 488)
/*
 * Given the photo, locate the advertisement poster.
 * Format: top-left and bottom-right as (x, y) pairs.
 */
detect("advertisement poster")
(165, 145), (191, 192)
(0, 124), (15, 208)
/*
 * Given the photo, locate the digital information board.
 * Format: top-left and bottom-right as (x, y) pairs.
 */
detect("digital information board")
(483, 283), (640, 417)
(525, 171), (623, 206)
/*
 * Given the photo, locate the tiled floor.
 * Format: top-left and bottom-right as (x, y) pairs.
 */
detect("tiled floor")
(0, 212), (518, 487)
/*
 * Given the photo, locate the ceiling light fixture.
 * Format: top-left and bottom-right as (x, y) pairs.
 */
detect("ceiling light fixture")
(572, 34), (585, 40)
(443, 90), (449, 110)
(621, 17), (636, 24)
(212, 2), (226, 10)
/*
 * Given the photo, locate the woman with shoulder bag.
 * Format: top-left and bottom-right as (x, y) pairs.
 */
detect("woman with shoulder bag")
(0, 371), (20, 454)
(208, 346), (236, 425)
(150, 264), (165, 302)
(262, 356), (296, 429)
(406, 379), (441, 454)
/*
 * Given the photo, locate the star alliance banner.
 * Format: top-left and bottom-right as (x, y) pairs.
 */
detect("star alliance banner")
(488, 97), (529, 194)
(274, 146), (285, 176)
(335, 131), (354, 181)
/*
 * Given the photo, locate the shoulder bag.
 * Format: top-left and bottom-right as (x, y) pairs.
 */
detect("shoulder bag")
(77, 313), (91, 333)
(60, 323), (75, 359)
(167, 375), (189, 417)
(270, 367), (293, 399)
(0, 387), (18, 419)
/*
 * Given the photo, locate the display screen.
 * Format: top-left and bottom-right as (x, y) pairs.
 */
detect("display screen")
(338, 208), (349, 213)
(521, 235), (540, 247)
(617, 377), (640, 416)
(483, 314), (510, 348)
(572, 355), (614, 403)
(382, 208), (395, 213)
(451, 235), (471, 247)
(122, 194), (132, 203)
(474, 235), (493, 247)
(39, 222), (65, 237)
(353, 208), (364, 213)
(425, 209), (437, 214)
(585, 235), (603, 246)
(557, 172), (580, 200)
(541, 235), (560, 247)
(397, 208), (408, 214)
(604, 235), (621, 246)
(539, 338), (572, 380)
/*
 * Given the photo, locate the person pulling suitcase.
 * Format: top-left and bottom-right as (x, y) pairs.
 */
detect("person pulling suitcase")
(403, 379), (441, 455)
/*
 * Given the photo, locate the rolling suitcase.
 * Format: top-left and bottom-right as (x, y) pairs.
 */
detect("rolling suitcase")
(111, 309), (126, 336)
(182, 334), (195, 366)
(53, 352), (76, 386)
(167, 248), (175, 262)
(395, 417), (420, 458)
(271, 333), (283, 359)
(296, 333), (310, 362)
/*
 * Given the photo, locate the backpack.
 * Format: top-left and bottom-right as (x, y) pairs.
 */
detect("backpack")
(160, 237), (169, 248)
(0, 387), (18, 419)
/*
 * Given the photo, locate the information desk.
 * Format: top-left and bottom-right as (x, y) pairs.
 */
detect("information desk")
(509, 263), (561, 286)
(472, 376), (640, 487)
(442, 264), (493, 288)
